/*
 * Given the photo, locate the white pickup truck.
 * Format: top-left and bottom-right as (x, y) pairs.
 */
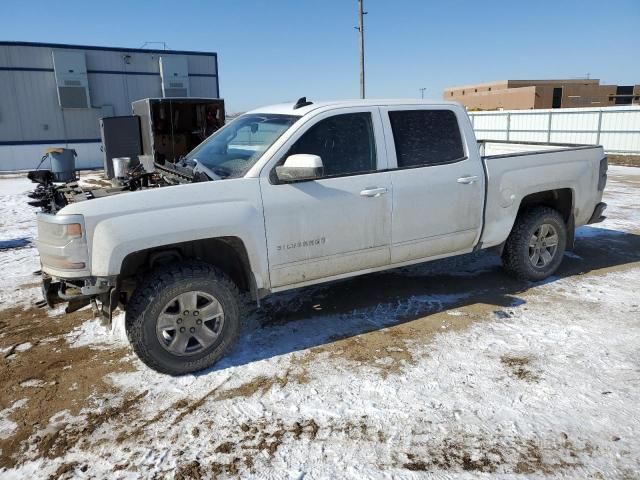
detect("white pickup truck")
(35, 98), (608, 374)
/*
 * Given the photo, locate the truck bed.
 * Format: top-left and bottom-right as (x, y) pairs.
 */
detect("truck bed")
(478, 140), (606, 249)
(479, 139), (601, 158)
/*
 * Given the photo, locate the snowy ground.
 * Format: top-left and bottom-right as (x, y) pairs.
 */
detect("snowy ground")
(0, 167), (639, 479)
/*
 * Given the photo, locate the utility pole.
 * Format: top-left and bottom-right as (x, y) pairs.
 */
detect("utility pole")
(357, 0), (366, 99)
(419, 87), (427, 99)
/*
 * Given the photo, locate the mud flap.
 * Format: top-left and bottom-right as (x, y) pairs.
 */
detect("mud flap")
(566, 214), (575, 250)
(97, 287), (119, 327)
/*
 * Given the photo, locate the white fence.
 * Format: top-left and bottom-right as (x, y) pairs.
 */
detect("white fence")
(469, 106), (640, 154)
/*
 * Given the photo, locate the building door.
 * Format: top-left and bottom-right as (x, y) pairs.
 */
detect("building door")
(552, 88), (563, 108)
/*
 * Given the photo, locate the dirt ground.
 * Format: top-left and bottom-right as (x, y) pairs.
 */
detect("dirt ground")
(607, 154), (640, 168)
(0, 167), (639, 479)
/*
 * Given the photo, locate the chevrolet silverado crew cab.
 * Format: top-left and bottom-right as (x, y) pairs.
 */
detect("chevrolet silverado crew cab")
(35, 98), (608, 375)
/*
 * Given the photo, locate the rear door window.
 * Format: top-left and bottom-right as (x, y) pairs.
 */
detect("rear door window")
(388, 110), (464, 168)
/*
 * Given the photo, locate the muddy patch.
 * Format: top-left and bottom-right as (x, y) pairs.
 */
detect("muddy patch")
(501, 355), (540, 383)
(398, 431), (593, 474)
(0, 305), (134, 469)
(150, 418), (594, 477)
(310, 299), (504, 377)
(215, 367), (310, 401)
(174, 460), (205, 480)
(607, 155), (640, 168)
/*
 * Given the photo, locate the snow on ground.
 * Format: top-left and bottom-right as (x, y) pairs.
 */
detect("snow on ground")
(0, 167), (639, 479)
(0, 176), (41, 308)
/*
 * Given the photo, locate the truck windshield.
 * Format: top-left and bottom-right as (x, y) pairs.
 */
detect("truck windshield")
(186, 113), (300, 178)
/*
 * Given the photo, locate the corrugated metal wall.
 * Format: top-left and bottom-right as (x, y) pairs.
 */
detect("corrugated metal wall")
(470, 106), (640, 154)
(0, 42), (219, 170)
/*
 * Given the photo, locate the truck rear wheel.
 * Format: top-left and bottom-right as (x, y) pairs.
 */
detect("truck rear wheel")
(502, 206), (567, 281)
(125, 261), (241, 375)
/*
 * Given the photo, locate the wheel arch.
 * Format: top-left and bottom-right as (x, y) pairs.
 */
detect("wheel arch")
(492, 187), (575, 255)
(518, 188), (574, 223)
(517, 187), (575, 249)
(119, 236), (258, 305)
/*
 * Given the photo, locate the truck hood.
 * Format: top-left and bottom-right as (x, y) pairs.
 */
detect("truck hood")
(59, 177), (258, 220)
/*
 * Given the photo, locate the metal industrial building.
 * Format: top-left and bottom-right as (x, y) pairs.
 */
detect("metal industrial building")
(0, 41), (219, 171)
(444, 79), (640, 111)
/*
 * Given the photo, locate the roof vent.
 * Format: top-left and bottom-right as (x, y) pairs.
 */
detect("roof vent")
(293, 97), (313, 109)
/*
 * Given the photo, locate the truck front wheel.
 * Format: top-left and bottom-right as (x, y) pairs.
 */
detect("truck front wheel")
(125, 261), (241, 375)
(502, 206), (567, 281)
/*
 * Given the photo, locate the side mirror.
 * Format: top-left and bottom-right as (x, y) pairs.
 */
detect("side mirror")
(275, 154), (324, 182)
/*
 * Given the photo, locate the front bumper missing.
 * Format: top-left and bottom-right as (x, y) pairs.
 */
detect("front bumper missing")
(41, 274), (118, 325)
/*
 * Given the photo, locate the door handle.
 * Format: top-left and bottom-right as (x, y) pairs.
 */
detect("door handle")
(457, 176), (479, 185)
(360, 187), (388, 197)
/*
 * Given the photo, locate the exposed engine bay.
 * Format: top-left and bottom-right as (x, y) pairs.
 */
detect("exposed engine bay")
(27, 159), (214, 214)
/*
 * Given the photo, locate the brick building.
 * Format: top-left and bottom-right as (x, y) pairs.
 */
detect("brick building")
(443, 79), (640, 110)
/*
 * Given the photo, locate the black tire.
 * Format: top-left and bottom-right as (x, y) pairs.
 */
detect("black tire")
(502, 206), (567, 281)
(125, 261), (241, 375)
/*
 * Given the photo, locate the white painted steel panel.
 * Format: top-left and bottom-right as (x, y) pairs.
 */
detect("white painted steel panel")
(0, 142), (102, 171)
(0, 72), (22, 140)
(550, 132), (599, 145)
(550, 111), (600, 131)
(510, 112), (548, 131)
(11, 71), (66, 140)
(509, 131), (549, 143)
(7, 45), (54, 69)
(474, 130), (508, 141)
(187, 55), (217, 75)
(601, 110), (640, 130)
(600, 132), (640, 153)
(469, 106), (640, 154)
(188, 76), (219, 98)
(472, 113), (508, 130)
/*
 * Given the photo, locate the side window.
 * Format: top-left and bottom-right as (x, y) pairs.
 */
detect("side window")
(286, 112), (377, 177)
(389, 110), (464, 168)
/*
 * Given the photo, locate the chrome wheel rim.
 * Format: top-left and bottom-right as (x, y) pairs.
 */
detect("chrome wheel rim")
(155, 291), (224, 356)
(529, 223), (559, 269)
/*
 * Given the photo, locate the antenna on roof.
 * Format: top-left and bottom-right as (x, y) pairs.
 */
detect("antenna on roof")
(293, 97), (313, 109)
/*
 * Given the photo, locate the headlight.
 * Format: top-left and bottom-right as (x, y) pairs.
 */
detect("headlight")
(36, 214), (89, 271)
(38, 222), (83, 245)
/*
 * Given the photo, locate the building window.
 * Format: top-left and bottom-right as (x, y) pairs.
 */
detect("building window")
(488, 87), (492, 91)
(552, 87), (563, 108)
(474, 89), (477, 93)
(462, 90), (465, 95)
(615, 86), (634, 105)
(450, 92), (453, 97)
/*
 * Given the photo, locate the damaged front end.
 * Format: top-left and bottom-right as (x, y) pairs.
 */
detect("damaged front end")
(41, 274), (118, 325)
(26, 158), (214, 215)
(35, 212), (118, 326)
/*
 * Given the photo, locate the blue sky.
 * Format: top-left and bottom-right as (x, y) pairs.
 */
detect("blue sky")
(2, 0), (639, 113)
